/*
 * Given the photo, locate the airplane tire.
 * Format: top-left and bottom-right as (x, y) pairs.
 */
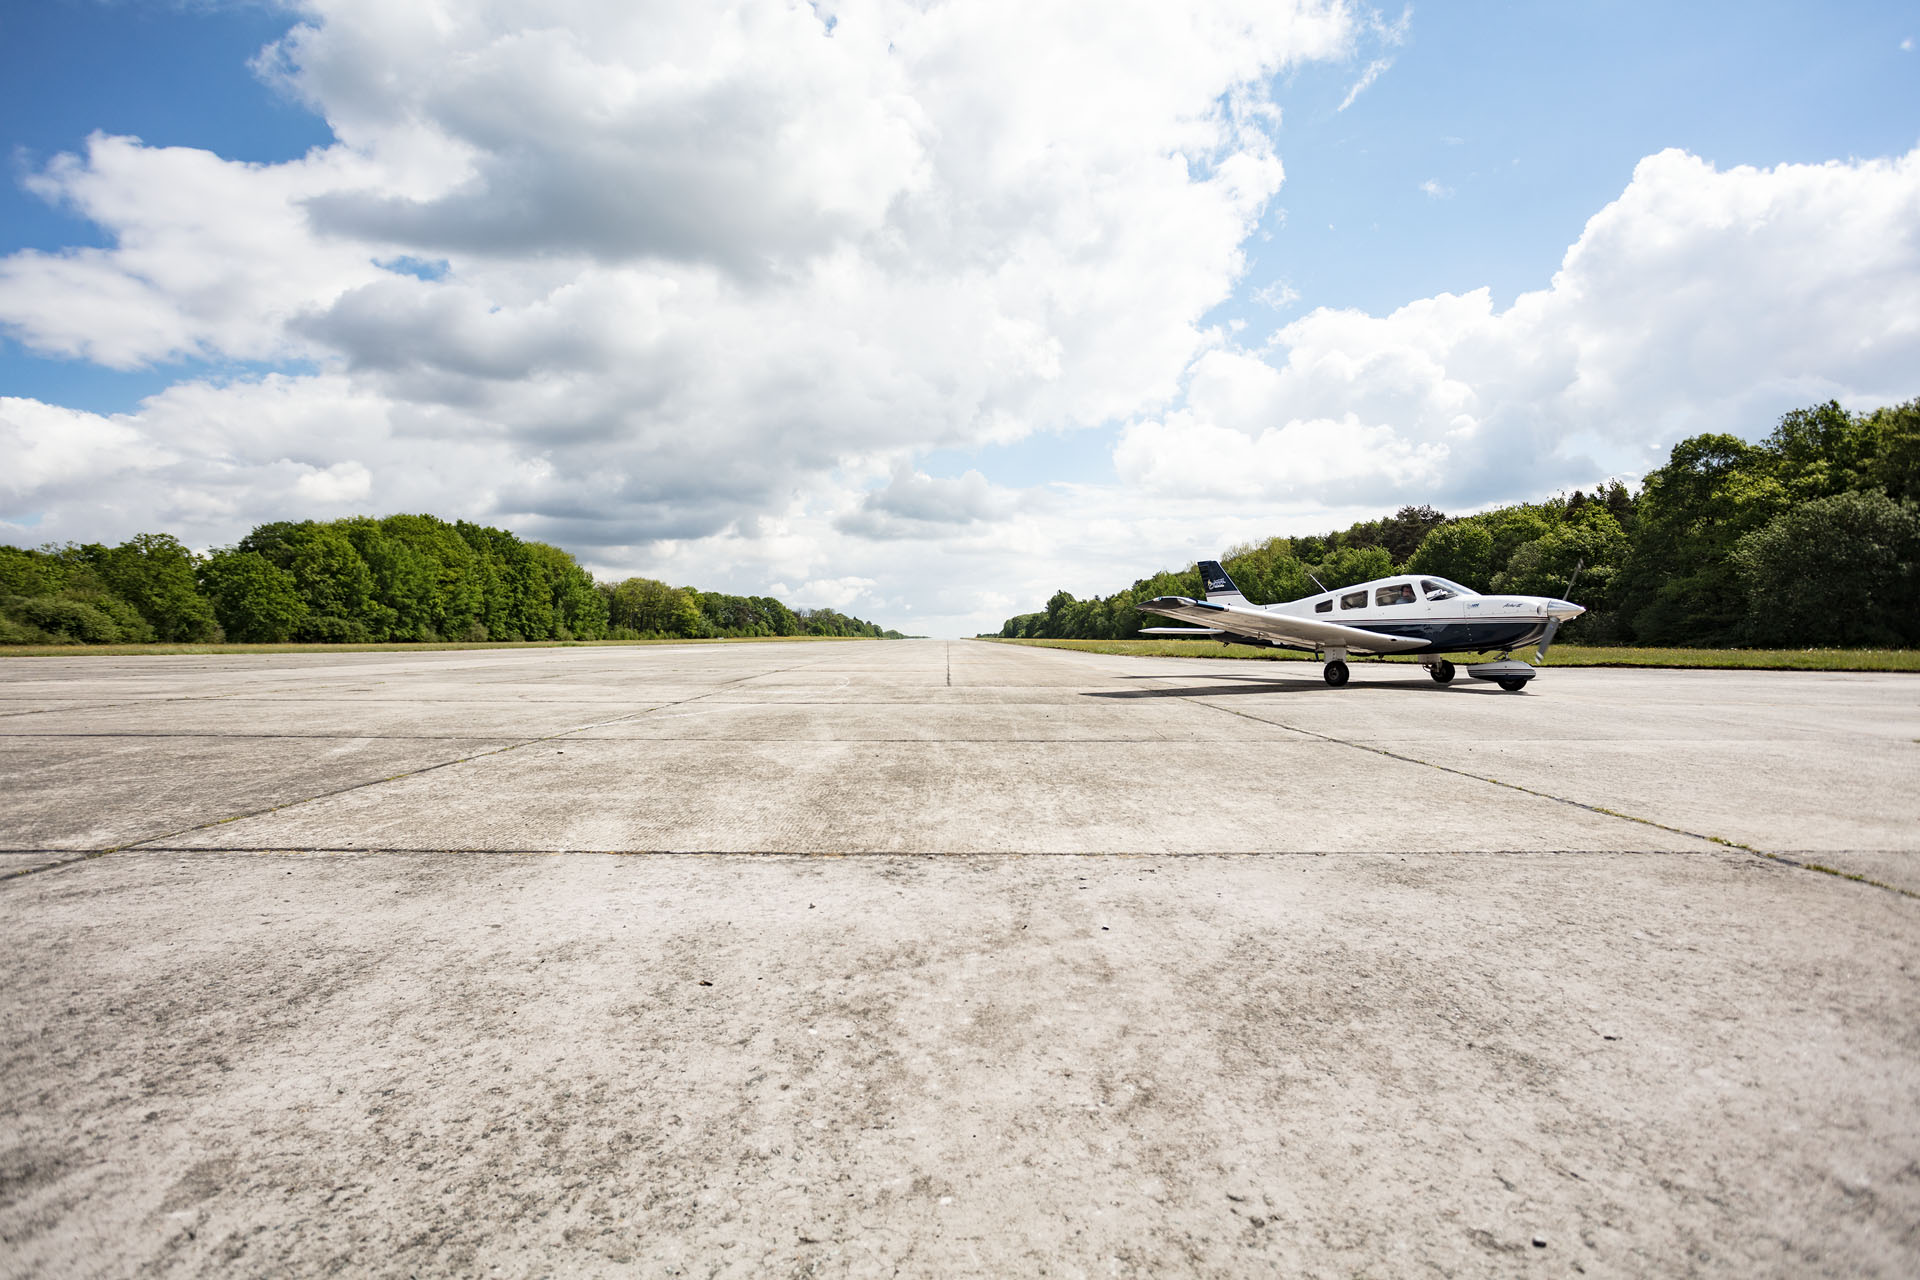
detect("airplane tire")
(1497, 676), (1529, 692)
(1324, 660), (1349, 688)
(1430, 661), (1456, 685)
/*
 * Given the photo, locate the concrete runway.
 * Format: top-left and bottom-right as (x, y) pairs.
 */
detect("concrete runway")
(3, 639), (1917, 1276)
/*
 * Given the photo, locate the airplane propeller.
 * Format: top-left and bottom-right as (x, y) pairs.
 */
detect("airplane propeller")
(1535, 616), (1560, 663)
(1535, 557), (1583, 663)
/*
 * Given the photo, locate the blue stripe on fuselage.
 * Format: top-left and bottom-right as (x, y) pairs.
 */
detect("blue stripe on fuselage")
(1348, 619), (1547, 653)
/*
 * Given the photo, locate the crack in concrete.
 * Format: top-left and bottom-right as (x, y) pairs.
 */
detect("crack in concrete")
(0, 733), (583, 741)
(1162, 679), (1920, 900)
(0, 651), (851, 883)
(8, 846), (1744, 858)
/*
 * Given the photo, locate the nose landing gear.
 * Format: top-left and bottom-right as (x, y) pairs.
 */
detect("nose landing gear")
(1426, 659), (1456, 685)
(1466, 657), (1536, 691)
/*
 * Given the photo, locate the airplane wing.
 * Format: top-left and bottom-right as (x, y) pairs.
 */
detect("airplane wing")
(1139, 596), (1428, 654)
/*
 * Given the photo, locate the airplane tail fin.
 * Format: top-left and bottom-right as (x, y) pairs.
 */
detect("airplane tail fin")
(1197, 560), (1250, 606)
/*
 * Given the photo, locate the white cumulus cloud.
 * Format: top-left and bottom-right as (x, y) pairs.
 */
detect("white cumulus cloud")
(790, 576), (879, 612)
(0, 0), (1357, 567)
(293, 460), (374, 505)
(1125, 146), (1920, 519)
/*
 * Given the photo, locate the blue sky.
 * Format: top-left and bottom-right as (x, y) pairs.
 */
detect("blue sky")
(1, 1), (1916, 632)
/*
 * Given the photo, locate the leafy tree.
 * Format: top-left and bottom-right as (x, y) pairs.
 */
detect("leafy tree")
(1044, 590), (1076, 637)
(0, 546), (59, 597)
(1616, 433), (1788, 644)
(71, 591), (154, 642)
(1221, 537), (1313, 605)
(1311, 545), (1395, 591)
(1407, 522), (1495, 592)
(1481, 507), (1553, 580)
(101, 533), (218, 641)
(237, 521), (308, 563)
(0, 545), (157, 641)
(1377, 505), (1448, 562)
(379, 514), (487, 638)
(1597, 478), (1638, 531)
(1868, 398), (1920, 503)
(667, 584), (705, 637)
(10, 597), (123, 643)
(605, 577), (703, 636)
(1732, 492), (1920, 646)
(344, 520), (432, 640)
(289, 525), (379, 634)
(456, 522), (556, 640)
(7, 513), (900, 648)
(1493, 513), (1628, 602)
(300, 615), (374, 643)
(528, 542), (608, 640)
(756, 596), (799, 635)
(500, 541), (556, 639)
(606, 577), (659, 633)
(1766, 400), (1876, 500)
(199, 550), (307, 643)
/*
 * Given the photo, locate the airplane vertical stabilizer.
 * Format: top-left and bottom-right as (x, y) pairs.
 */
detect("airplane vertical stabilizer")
(1197, 560), (1251, 607)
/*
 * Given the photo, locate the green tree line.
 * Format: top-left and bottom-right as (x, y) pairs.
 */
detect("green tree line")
(1, 514), (903, 645)
(998, 398), (1920, 649)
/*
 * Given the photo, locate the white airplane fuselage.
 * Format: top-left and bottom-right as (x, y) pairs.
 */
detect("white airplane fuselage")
(1235, 576), (1580, 655)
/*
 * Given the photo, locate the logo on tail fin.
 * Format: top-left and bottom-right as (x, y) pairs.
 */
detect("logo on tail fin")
(1198, 560), (1242, 599)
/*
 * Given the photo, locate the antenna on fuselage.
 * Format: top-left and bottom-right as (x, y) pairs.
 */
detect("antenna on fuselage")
(1307, 572), (1329, 594)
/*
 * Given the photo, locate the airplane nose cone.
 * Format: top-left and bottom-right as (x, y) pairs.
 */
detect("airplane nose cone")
(1546, 600), (1585, 621)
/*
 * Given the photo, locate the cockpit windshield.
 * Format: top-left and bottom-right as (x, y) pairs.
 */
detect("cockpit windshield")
(1420, 578), (1477, 601)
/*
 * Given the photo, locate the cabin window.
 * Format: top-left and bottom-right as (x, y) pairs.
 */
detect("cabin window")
(1314, 598), (1332, 613)
(1375, 583), (1416, 606)
(1339, 590), (1367, 609)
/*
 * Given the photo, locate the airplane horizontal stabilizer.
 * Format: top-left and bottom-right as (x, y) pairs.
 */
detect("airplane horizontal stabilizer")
(1138, 627), (1225, 637)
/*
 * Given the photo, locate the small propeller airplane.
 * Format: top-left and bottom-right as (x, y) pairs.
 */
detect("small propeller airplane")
(1138, 560), (1585, 691)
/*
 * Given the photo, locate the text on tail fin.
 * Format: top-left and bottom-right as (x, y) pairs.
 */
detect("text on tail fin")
(1198, 559), (1241, 599)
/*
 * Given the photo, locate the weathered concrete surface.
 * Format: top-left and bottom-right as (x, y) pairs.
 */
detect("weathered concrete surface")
(2, 640), (1918, 1277)
(14, 640), (1916, 862)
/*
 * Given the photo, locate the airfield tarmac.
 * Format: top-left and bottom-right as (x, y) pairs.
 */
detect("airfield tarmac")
(2, 638), (1917, 1277)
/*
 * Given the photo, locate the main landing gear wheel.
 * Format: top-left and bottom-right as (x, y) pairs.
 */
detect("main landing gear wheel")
(1497, 676), (1529, 692)
(1429, 660), (1456, 685)
(1323, 660), (1350, 688)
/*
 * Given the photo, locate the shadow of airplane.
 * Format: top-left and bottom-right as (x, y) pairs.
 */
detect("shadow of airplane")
(1085, 674), (1475, 699)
